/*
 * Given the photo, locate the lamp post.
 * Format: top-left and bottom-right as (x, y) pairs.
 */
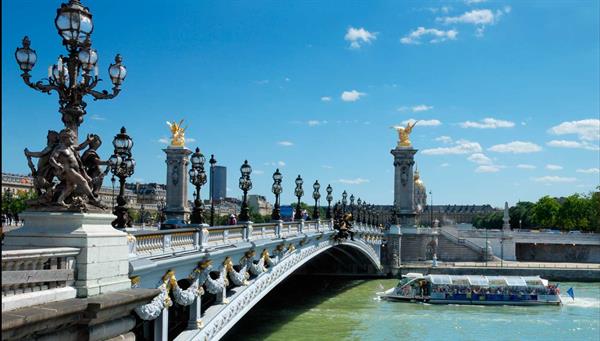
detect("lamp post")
(325, 185), (333, 219)
(189, 148), (207, 224)
(111, 175), (116, 208)
(312, 180), (321, 220)
(271, 169), (283, 221)
(139, 204), (145, 227)
(108, 127), (135, 229)
(294, 175), (304, 220)
(350, 194), (355, 218)
(209, 154), (217, 226)
(238, 160), (252, 222)
(14, 1), (126, 140)
(341, 191), (348, 213)
(429, 191), (433, 228)
(157, 198), (166, 225)
(356, 198), (362, 223)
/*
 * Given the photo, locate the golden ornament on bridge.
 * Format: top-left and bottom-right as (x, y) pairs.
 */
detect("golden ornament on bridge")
(391, 121), (418, 147)
(166, 119), (187, 147)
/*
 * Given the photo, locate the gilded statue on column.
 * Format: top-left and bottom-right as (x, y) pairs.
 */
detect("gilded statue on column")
(166, 120), (187, 147)
(391, 121), (418, 147)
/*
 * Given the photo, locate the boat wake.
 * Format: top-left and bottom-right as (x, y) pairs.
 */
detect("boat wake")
(561, 296), (600, 309)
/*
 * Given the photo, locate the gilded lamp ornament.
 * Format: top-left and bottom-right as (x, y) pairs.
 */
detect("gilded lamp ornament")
(166, 120), (187, 147)
(392, 121), (418, 147)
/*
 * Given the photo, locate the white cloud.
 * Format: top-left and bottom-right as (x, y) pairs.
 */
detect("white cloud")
(465, 0), (487, 4)
(321, 96), (332, 102)
(278, 141), (294, 146)
(322, 165), (334, 169)
(278, 161), (286, 167)
(422, 139), (482, 155)
(412, 104), (434, 112)
(341, 90), (366, 102)
(517, 164), (536, 170)
(548, 119), (600, 141)
(545, 164), (563, 171)
(158, 137), (170, 144)
(90, 114), (105, 121)
(401, 119), (442, 126)
(338, 178), (370, 185)
(577, 168), (600, 174)
(468, 153), (493, 165)
(475, 165), (501, 173)
(307, 120), (328, 127)
(460, 118), (515, 129)
(441, 163), (450, 167)
(253, 170), (265, 175)
(546, 139), (599, 151)
(401, 27), (458, 44)
(438, 9), (504, 25)
(397, 106), (410, 112)
(488, 141), (542, 153)
(532, 176), (577, 183)
(435, 136), (453, 144)
(344, 27), (377, 49)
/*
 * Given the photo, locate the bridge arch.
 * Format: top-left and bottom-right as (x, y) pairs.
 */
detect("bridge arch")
(176, 239), (382, 341)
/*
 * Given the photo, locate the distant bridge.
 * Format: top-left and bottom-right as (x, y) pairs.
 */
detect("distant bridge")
(127, 220), (384, 340)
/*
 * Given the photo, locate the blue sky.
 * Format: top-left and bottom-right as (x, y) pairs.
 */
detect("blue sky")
(2, 0), (599, 208)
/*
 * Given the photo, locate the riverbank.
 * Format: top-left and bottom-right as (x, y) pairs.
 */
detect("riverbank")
(399, 261), (600, 282)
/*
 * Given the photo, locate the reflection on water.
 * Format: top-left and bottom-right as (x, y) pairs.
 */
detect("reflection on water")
(223, 276), (600, 341)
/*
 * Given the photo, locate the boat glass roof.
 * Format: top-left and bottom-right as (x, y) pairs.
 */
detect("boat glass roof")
(425, 275), (542, 288)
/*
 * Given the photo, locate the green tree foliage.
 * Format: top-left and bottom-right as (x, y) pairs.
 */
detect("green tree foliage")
(2, 190), (37, 216)
(509, 201), (535, 229)
(557, 194), (591, 231)
(531, 196), (561, 228)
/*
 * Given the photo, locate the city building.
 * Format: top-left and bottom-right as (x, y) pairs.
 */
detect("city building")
(413, 168), (427, 213)
(248, 194), (273, 216)
(210, 166), (227, 201)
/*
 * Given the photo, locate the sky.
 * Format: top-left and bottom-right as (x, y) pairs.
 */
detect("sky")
(2, 0), (599, 208)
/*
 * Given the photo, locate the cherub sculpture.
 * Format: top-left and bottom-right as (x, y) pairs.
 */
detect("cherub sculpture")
(166, 120), (187, 147)
(391, 121), (418, 147)
(80, 134), (110, 196)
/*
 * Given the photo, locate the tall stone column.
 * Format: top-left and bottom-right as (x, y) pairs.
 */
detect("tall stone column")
(164, 146), (192, 222)
(391, 147), (417, 226)
(386, 225), (402, 275)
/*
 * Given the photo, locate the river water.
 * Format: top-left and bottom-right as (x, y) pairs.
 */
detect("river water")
(223, 277), (600, 341)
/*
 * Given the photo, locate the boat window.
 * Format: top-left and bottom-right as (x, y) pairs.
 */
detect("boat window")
(467, 275), (489, 286)
(486, 276), (508, 287)
(522, 276), (544, 287)
(429, 275), (452, 285)
(449, 276), (469, 285)
(504, 277), (527, 287)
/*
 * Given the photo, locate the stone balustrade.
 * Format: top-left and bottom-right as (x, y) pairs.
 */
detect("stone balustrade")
(128, 220), (378, 260)
(2, 247), (80, 311)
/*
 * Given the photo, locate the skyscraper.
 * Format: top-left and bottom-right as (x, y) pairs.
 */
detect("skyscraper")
(210, 165), (227, 201)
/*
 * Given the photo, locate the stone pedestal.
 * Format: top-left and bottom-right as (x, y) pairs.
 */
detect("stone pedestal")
(164, 146), (192, 222)
(386, 225), (402, 274)
(391, 147), (417, 226)
(3, 212), (130, 297)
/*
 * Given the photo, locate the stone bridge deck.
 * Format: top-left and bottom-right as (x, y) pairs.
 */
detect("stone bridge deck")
(126, 220), (384, 340)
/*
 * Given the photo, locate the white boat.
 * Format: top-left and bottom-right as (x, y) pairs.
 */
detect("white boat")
(377, 273), (561, 306)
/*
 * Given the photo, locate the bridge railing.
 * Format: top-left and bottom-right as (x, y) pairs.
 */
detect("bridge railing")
(128, 219), (375, 259)
(2, 247), (79, 311)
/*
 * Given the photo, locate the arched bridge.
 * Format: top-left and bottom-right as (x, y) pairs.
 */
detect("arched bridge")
(127, 220), (384, 340)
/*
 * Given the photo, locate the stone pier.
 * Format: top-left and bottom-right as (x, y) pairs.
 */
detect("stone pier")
(164, 146), (192, 222)
(391, 147), (417, 226)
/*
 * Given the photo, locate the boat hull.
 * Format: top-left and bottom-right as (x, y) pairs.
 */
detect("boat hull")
(378, 294), (561, 306)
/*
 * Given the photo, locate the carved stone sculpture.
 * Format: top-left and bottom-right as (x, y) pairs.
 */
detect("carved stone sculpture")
(392, 121), (418, 147)
(166, 120), (187, 147)
(81, 134), (110, 196)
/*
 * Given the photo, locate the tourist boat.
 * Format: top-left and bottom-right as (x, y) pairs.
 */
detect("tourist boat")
(377, 273), (561, 306)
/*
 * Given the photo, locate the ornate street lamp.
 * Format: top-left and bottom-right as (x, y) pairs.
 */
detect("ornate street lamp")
(108, 127), (135, 229)
(238, 160), (252, 222)
(209, 154), (217, 226)
(361, 201), (367, 224)
(157, 198), (166, 224)
(189, 148), (207, 224)
(356, 198), (362, 222)
(139, 204), (145, 226)
(325, 184), (333, 219)
(271, 169), (283, 221)
(15, 0), (127, 139)
(350, 194), (355, 218)
(371, 204), (376, 225)
(342, 190), (348, 213)
(312, 180), (321, 220)
(294, 175), (304, 220)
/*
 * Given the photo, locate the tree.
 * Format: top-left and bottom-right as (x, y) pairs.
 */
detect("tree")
(557, 194), (591, 231)
(509, 201), (535, 229)
(588, 189), (600, 232)
(532, 196), (560, 228)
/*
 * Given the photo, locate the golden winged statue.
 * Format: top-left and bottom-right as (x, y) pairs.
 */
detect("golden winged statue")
(391, 120), (418, 147)
(166, 119), (187, 147)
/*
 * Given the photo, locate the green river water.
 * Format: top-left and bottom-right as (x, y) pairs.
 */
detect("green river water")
(223, 277), (600, 341)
